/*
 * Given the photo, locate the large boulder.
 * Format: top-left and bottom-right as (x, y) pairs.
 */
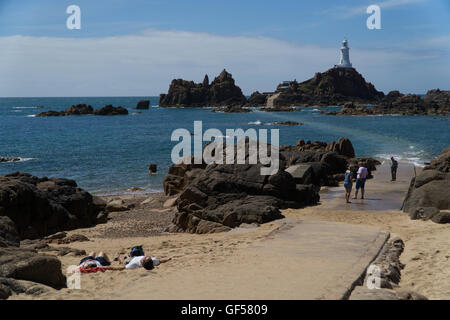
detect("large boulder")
(403, 148), (450, 223)
(0, 247), (66, 290)
(0, 172), (106, 239)
(169, 163), (319, 234)
(0, 216), (66, 299)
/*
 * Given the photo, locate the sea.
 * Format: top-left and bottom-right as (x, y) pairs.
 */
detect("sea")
(0, 97), (448, 195)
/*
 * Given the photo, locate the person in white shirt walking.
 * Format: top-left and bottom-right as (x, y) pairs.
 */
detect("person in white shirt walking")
(353, 163), (369, 200)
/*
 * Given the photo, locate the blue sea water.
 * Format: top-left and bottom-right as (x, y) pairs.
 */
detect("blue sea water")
(0, 97), (448, 194)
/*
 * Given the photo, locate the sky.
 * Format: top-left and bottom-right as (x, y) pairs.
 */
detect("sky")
(0, 0), (449, 97)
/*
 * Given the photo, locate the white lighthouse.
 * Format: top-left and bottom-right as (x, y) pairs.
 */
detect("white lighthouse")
(335, 39), (353, 69)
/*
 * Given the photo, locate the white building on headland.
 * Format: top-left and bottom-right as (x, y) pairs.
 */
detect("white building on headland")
(334, 39), (353, 69)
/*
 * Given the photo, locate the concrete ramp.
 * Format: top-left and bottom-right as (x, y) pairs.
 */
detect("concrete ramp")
(111, 220), (389, 300)
(266, 92), (281, 108)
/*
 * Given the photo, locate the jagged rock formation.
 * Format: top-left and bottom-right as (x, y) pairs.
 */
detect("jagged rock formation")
(159, 69), (247, 108)
(402, 147), (450, 223)
(0, 172), (106, 239)
(267, 68), (384, 107)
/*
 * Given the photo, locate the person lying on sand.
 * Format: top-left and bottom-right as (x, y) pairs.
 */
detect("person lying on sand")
(78, 251), (125, 271)
(116, 245), (171, 270)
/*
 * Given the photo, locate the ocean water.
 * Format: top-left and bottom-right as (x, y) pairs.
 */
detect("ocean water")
(0, 97), (448, 194)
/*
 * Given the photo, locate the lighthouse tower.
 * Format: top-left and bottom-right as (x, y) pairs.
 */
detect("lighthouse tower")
(335, 39), (353, 69)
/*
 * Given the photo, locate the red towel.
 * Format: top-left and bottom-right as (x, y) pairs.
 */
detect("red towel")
(79, 266), (107, 273)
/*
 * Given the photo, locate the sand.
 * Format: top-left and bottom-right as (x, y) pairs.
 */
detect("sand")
(9, 162), (450, 300)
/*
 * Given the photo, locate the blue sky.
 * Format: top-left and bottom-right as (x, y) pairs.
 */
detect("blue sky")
(0, 0), (449, 96)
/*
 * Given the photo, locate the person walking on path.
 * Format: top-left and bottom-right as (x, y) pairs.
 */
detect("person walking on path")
(343, 167), (354, 203)
(390, 157), (398, 181)
(354, 163), (368, 200)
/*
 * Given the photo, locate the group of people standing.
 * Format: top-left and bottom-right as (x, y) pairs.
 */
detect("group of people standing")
(343, 157), (398, 204)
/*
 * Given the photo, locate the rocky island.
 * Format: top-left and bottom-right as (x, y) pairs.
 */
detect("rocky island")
(159, 69), (247, 108)
(36, 104), (129, 117)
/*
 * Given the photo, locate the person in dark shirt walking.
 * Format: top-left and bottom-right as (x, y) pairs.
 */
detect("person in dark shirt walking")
(390, 157), (398, 181)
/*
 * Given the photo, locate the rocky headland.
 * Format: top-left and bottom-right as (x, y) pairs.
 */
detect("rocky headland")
(264, 68), (384, 108)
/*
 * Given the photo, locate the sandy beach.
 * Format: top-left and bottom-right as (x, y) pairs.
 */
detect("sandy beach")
(9, 162), (449, 300)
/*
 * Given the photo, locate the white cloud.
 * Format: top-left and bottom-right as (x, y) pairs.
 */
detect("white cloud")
(322, 0), (427, 18)
(0, 29), (448, 96)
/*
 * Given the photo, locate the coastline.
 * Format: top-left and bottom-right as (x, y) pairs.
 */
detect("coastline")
(9, 162), (449, 300)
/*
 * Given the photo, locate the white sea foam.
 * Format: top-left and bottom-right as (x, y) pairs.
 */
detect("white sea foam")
(375, 153), (427, 168)
(248, 120), (263, 125)
(26, 114), (36, 117)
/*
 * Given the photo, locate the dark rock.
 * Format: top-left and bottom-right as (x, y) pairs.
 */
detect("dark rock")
(159, 69), (247, 108)
(271, 121), (304, 126)
(246, 91), (268, 107)
(65, 104), (94, 115)
(409, 207), (440, 221)
(431, 212), (450, 224)
(212, 105), (251, 113)
(135, 100), (150, 110)
(0, 157), (21, 163)
(149, 163), (157, 174)
(0, 172), (105, 239)
(0, 216), (20, 248)
(330, 88), (450, 116)
(403, 171), (450, 215)
(36, 104), (94, 117)
(0, 247), (65, 289)
(403, 148), (450, 222)
(93, 105), (128, 116)
(425, 147), (450, 173)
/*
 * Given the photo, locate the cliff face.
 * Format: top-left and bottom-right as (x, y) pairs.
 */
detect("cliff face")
(271, 68), (385, 107)
(159, 69), (247, 107)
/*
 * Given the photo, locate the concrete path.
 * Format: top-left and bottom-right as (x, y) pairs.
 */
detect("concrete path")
(319, 162), (416, 212)
(110, 219), (389, 300)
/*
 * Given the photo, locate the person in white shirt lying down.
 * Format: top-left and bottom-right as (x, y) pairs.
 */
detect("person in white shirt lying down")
(118, 255), (171, 270)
